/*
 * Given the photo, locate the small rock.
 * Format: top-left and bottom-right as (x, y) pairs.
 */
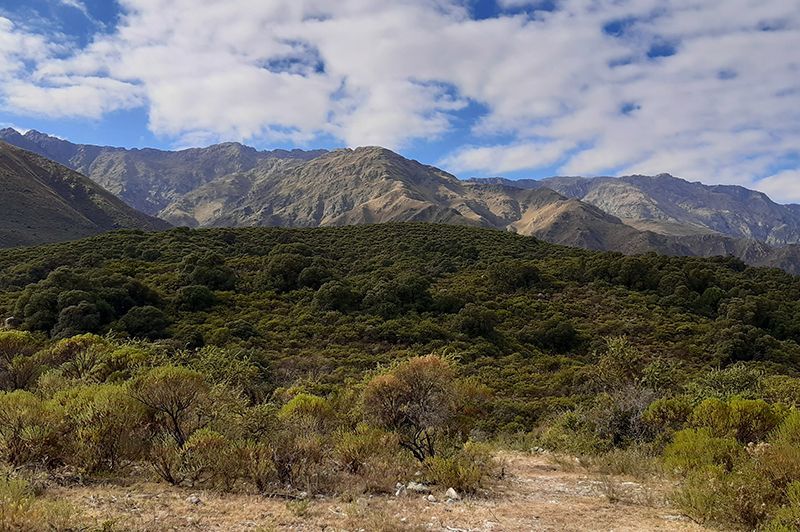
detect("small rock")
(395, 482), (407, 497)
(426, 494), (436, 503)
(407, 481), (431, 493)
(186, 495), (202, 505)
(298, 491), (308, 500)
(445, 487), (460, 500)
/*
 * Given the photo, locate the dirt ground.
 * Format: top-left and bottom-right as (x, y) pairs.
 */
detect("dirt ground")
(47, 452), (710, 531)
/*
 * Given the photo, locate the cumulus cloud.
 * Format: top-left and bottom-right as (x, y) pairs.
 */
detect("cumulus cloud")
(755, 170), (800, 204)
(0, 0), (798, 198)
(441, 140), (573, 174)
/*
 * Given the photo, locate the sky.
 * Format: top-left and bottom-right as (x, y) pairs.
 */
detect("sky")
(0, 0), (799, 200)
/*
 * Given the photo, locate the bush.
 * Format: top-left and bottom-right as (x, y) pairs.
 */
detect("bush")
(129, 366), (210, 446)
(424, 442), (498, 493)
(0, 473), (81, 531)
(181, 429), (240, 490)
(642, 396), (692, 434)
(763, 481), (800, 532)
(175, 285), (217, 311)
(117, 306), (169, 339)
(663, 428), (742, 473)
(0, 391), (63, 467)
(363, 355), (455, 461)
(690, 398), (784, 443)
(58, 384), (148, 472)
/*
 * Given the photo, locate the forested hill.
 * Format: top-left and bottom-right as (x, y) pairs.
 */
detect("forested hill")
(1, 223), (798, 431)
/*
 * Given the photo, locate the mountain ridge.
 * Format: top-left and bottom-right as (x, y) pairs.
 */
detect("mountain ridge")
(0, 128), (327, 214)
(0, 141), (169, 248)
(2, 129), (799, 273)
(472, 174), (800, 245)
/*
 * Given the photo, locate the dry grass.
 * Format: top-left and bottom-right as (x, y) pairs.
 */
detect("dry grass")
(30, 452), (711, 531)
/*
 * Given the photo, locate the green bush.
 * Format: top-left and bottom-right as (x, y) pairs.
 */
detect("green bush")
(424, 442), (498, 493)
(175, 285), (217, 311)
(663, 428), (742, 473)
(181, 429), (240, 490)
(690, 398), (784, 443)
(129, 366), (210, 446)
(58, 384), (148, 472)
(0, 391), (63, 467)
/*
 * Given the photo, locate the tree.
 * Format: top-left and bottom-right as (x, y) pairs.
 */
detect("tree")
(487, 260), (540, 292)
(363, 355), (455, 460)
(129, 366), (210, 447)
(117, 306), (169, 339)
(180, 253), (236, 290)
(175, 285), (216, 311)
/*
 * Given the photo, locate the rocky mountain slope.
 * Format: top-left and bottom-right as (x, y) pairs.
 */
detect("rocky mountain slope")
(155, 146), (800, 272)
(160, 146), (650, 250)
(3, 129), (798, 272)
(474, 175), (800, 245)
(0, 142), (169, 248)
(0, 128), (326, 215)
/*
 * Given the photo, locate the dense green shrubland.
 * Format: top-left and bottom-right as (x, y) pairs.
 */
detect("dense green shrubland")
(0, 223), (799, 527)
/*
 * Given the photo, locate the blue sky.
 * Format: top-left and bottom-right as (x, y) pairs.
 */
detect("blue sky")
(0, 0), (798, 197)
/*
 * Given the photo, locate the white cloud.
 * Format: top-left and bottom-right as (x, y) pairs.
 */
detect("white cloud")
(0, 0), (797, 194)
(755, 170), (800, 204)
(441, 140), (573, 174)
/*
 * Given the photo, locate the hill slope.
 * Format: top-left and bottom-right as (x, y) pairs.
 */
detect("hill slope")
(0, 128), (327, 214)
(475, 174), (800, 245)
(158, 147), (800, 273)
(0, 142), (169, 248)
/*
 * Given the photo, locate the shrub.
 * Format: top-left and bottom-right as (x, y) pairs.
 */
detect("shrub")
(663, 428), (742, 473)
(241, 439), (276, 492)
(487, 260), (540, 292)
(642, 396), (692, 434)
(0, 391), (63, 466)
(58, 384), (148, 472)
(279, 393), (336, 432)
(763, 482), (800, 532)
(0, 473), (82, 531)
(363, 355), (455, 461)
(0, 331), (41, 391)
(333, 424), (393, 475)
(175, 285), (217, 311)
(772, 410), (800, 447)
(594, 336), (645, 390)
(424, 442), (498, 493)
(690, 398), (784, 443)
(116, 306), (169, 339)
(129, 366), (210, 446)
(314, 281), (359, 312)
(181, 429), (240, 490)
(148, 433), (185, 485)
(180, 253), (236, 290)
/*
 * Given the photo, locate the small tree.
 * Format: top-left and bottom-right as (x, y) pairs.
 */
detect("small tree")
(117, 306), (169, 339)
(363, 355), (454, 461)
(129, 366), (209, 447)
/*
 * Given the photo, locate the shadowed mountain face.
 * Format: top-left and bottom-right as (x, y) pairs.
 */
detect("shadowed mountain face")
(0, 142), (170, 248)
(474, 175), (800, 245)
(0, 128), (327, 215)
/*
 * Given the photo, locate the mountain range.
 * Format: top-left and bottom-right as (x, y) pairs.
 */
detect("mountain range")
(0, 141), (168, 248)
(1, 128), (799, 273)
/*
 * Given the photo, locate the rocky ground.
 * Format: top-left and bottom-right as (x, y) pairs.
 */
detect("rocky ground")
(46, 452), (708, 531)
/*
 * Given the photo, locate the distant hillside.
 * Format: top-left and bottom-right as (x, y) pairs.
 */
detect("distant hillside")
(0, 142), (169, 248)
(3, 129), (799, 273)
(157, 146), (800, 273)
(0, 128), (327, 215)
(474, 175), (800, 245)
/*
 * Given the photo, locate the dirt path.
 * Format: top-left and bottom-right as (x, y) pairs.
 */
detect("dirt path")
(48, 452), (709, 531)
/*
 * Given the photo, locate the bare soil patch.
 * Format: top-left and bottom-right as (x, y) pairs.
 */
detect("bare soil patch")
(46, 452), (708, 531)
